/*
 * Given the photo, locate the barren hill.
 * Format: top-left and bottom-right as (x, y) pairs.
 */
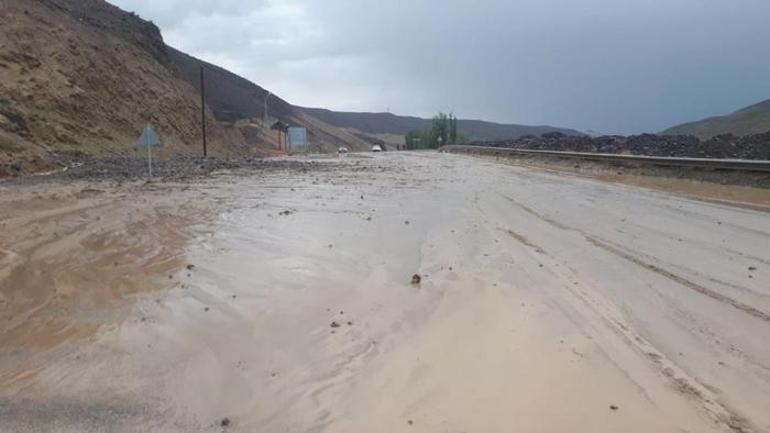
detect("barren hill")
(167, 48), (374, 153)
(0, 0), (226, 166)
(662, 99), (770, 139)
(299, 107), (583, 140)
(0, 0), (372, 175)
(1, 0), (587, 176)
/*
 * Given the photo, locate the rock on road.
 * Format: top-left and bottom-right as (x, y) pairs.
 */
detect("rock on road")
(1, 152), (768, 433)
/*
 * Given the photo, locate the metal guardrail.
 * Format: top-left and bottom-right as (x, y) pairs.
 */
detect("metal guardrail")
(441, 145), (770, 173)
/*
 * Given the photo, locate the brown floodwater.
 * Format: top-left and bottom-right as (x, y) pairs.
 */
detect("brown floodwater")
(1, 152), (769, 433)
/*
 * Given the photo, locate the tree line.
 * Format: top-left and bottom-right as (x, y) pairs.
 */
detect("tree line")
(404, 112), (464, 149)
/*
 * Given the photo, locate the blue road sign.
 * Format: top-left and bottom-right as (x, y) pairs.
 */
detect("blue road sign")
(137, 123), (161, 147)
(136, 123), (161, 177)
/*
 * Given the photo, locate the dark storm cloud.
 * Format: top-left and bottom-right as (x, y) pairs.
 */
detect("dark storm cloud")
(109, 0), (770, 134)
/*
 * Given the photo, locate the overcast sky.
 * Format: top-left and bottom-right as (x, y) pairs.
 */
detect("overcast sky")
(108, 0), (770, 134)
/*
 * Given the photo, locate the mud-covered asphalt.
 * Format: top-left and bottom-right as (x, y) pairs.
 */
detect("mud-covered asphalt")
(1, 152), (769, 433)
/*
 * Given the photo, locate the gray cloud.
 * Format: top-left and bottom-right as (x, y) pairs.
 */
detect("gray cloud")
(109, 0), (770, 134)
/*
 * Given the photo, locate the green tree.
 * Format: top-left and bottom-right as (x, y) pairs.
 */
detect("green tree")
(404, 112), (461, 149)
(432, 112), (448, 147)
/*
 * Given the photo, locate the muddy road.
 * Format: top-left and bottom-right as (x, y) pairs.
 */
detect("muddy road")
(1, 152), (769, 433)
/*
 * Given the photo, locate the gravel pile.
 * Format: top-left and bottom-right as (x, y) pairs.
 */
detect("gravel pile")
(474, 131), (770, 160)
(2, 155), (335, 183)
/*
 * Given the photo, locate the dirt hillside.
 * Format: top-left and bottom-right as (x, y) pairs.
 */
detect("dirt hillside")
(0, 0), (373, 176)
(168, 47), (375, 154)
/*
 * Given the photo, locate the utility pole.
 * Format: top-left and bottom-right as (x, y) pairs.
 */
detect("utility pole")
(200, 65), (208, 157)
(263, 91), (271, 128)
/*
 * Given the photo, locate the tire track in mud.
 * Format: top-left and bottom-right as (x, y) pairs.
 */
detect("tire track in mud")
(505, 230), (546, 254)
(499, 193), (762, 433)
(500, 193), (770, 323)
(584, 237), (770, 323)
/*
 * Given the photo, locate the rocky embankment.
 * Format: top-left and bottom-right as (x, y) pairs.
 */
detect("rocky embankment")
(0, 155), (337, 184)
(472, 132), (770, 160)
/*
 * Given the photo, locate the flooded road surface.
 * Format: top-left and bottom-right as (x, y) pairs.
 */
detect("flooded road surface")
(1, 152), (769, 433)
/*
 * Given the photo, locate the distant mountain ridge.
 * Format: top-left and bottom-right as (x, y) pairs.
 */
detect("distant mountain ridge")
(299, 107), (583, 140)
(662, 99), (770, 139)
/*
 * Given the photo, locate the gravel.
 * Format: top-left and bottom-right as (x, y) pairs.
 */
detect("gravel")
(1, 155), (338, 184)
(470, 131), (770, 160)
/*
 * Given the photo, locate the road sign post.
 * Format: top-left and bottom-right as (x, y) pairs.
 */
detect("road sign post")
(148, 138), (152, 177)
(136, 123), (161, 178)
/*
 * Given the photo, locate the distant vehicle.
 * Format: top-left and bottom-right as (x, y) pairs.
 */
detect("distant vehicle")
(372, 145), (383, 152)
(338, 146), (349, 154)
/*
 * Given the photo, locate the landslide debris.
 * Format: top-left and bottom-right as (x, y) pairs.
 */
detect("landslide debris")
(471, 131), (770, 160)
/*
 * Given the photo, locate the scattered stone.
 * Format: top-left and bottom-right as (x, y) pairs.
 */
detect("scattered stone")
(347, 321), (353, 326)
(748, 266), (757, 271)
(330, 321), (340, 328)
(1, 156), (396, 183)
(279, 210), (293, 216)
(609, 405), (619, 411)
(473, 131), (770, 160)
(407, 420), (414, 426)
(404, 220), (410, 225)
(186, 264), (195, 271)
(204, 307), (210, 312)
(411, 274), (422, 285)
(221, 417), (231, 427)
